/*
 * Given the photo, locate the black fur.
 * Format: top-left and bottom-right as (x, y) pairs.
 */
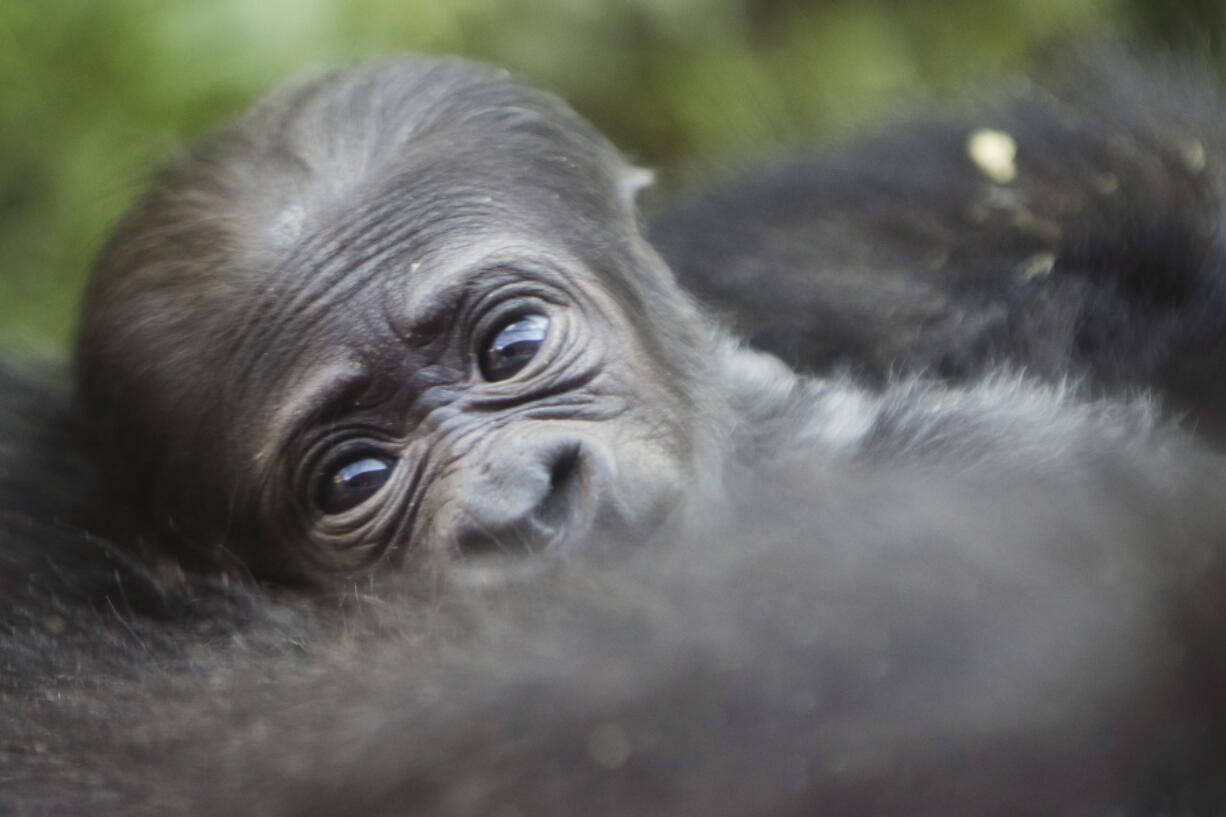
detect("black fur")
(4, 362), (1226, 815)
(3, 55), (1226, 816)
(651, 54), (1226, 438)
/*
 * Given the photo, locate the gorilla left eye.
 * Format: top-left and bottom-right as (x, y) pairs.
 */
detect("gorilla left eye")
(317, 455), (395, 515)
(479, 313), (550, 381)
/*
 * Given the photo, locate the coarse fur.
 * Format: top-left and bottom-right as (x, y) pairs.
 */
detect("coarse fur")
(5, 359), (1226, 815)
(651, 50), (1226, 439)
(2, 54), (1226, 815)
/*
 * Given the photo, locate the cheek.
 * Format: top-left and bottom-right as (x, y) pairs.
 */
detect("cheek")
(573, 361), (701, 543)
(599, 419), (690, 535)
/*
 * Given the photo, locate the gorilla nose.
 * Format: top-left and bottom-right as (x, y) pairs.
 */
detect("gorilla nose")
(451, 436), (600, 560)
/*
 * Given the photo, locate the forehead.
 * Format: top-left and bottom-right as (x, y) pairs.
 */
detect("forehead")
(226, 76), (630, 318)
(185, 61), (637, 410)
(219, 163), (629, 430)
(240, 150), (613, 329)
(226, 59), (625, 256)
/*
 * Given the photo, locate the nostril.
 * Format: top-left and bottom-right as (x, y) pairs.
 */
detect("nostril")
(535, 444), (582, 532)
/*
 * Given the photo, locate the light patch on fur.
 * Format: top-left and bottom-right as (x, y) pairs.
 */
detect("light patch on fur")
(868, 375), (1160, 471)
(720, 343), (882, 453)
(968, 129), (1018, 183)
(1179, 138), (1207, 173)
(619, 166), (655, 204)
(723, 344), (795, 398)
(587, 722), (632, 769)
(269, 203), (307, 246)
(805, 385), (880, 450)
(1017, 251), (1057, 281)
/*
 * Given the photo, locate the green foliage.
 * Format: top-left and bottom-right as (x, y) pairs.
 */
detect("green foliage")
(0, 0), (1204, 349)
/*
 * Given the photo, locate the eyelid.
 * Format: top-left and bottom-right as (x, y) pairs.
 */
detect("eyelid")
(471, 291), (552, 340)
(394, 266), (545, 342)
(266, 364), (371, 464)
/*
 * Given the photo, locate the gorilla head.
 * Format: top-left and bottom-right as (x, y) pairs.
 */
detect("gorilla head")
(76, 57), (726, 583)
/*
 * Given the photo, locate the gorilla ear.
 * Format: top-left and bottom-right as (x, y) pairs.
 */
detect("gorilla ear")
(619, 166), (655, 206)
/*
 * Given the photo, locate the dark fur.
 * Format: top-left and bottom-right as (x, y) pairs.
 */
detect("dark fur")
(3, 55), (1226, 815)
(4, 361), (1226, 815)
(651, 53), (1226, 438)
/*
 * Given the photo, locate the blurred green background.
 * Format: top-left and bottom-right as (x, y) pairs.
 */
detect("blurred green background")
(1, 0), (1222, 352)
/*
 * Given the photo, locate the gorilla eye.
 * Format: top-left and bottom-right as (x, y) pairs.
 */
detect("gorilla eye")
(479, 312), (550, 381)
(318, 455), (395, 515)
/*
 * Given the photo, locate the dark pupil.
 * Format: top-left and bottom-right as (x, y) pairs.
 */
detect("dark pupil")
(480, 313), (549, 381)
(319, 456), (393, 514)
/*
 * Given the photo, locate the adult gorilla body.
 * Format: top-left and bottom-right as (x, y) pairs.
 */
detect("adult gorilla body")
(652, 55), (1226, 438)
(2, 56), (1226, 815)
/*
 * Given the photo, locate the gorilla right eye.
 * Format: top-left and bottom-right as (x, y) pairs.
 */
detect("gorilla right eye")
(479, 313), (550, 382)
(318, 455), (395, 515)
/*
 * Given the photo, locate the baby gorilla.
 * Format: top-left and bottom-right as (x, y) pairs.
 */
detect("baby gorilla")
(3, 54), (1226, 814)
(78, 57), (725, 583)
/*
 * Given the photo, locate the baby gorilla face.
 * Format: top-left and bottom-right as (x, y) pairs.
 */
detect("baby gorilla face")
(76, 57), (716, 583)
(240, 231), (699, 579)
